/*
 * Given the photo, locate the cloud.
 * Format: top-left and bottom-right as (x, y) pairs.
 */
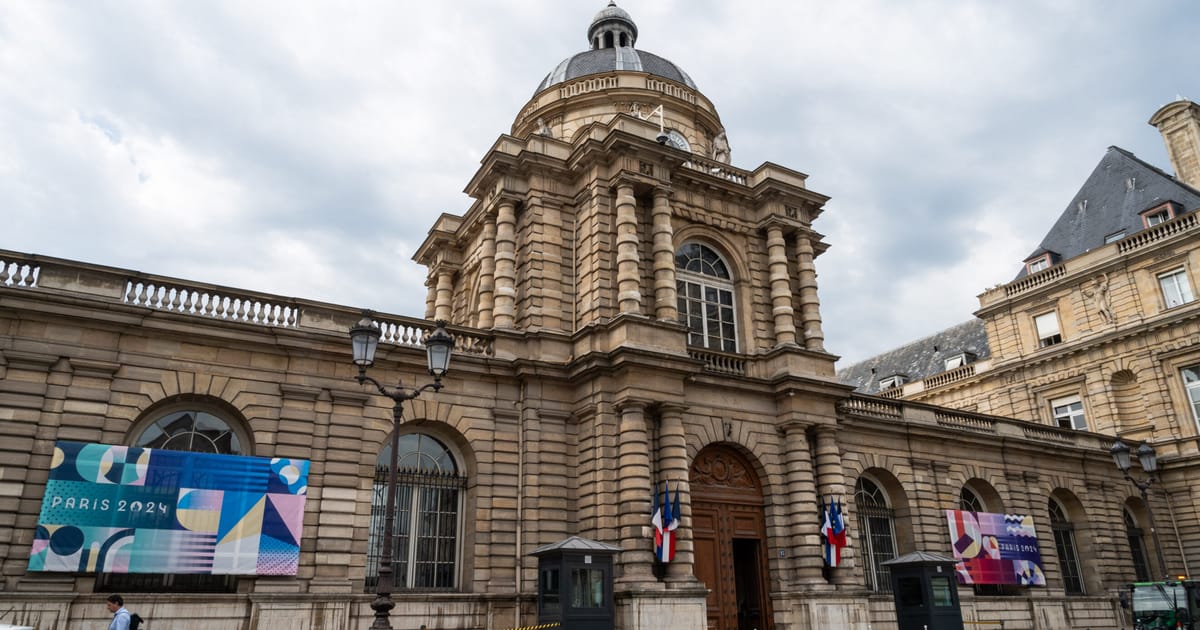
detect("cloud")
(0, 1), (1194, 365)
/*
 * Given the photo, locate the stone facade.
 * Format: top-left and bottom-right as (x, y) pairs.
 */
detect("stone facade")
(0, 4), (1163, 630)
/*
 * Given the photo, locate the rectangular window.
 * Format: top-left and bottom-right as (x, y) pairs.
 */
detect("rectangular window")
(1104, 231), (1126, 244)
(1184, 366), (1200, 429)
(1145, 209), (1171, 227)
(879, 375), (907, 390)
(944, 354), (968, 370)
(1034, 312), (1062, 347)
(1158, 268), (1195, 308)
(1051, 396), (1087, 430)
(1026, 257), (1050, 274)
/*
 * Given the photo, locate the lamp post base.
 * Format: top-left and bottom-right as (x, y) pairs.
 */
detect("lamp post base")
(369, 593), (395, 630)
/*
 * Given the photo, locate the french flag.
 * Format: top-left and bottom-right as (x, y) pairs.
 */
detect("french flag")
(651, 482), (679, 563)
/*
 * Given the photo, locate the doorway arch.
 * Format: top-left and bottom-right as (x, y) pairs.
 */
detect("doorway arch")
(690, 444), (773, 630)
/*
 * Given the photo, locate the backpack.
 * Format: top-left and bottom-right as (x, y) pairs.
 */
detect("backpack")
(129, 612), (144, 630)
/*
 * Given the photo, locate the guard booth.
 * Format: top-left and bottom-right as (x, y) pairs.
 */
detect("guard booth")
(881, 551), (964, 630)
(531, 536), (620, 630)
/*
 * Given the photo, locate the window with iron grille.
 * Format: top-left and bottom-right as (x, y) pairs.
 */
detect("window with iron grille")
(365, 433), (466, 591)
(96, 403), (246, 593)
(1125, 509), (1151, 582)
(1049, 499), (1085, 595)
(855, 477), (898, 593)
(675, 242), (737, 352)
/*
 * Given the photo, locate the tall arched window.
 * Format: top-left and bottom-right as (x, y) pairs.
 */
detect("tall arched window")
(1049, 498), (1085, 595)
(367, 432), (467, 591)
(959, 487), (985, 513)
(856, 476), (898, 593)
(1125, 508), (1151, 582)
(675, 242), (737, 352)
(96, 401), (249, 593)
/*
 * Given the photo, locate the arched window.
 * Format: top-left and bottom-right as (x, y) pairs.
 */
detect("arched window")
(366, 432), (467, 591)
(1049, 498), (1084, 595)
(675, 242), (737, 352)
(856, 476), (898, 593)
(96, 400), (248, 593)
(1125, 508), (1151, 582)
(959, 487), (985, 513)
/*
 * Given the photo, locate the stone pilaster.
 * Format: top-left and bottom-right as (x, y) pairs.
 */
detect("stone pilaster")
(658, 404), (694, 583)
(423, 275), (436, 320)
(767, 225), (798, 346)
(477, 214), (497, 328)
(651, 188), (678, 321)
(616, 400), (654, 583)
(813, 425), (854, 585)
(615, 183), (643, 315)
(796, 234), (825, 351)
(781, 422), (823, 586)
(434, 267), (455, 322)
(494, 200), (518, 328)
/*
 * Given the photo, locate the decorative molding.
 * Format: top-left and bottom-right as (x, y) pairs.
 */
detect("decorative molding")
(691, 449), (754, 489)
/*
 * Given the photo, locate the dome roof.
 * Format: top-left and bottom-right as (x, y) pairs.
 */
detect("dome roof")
(535, 2), (697, 94)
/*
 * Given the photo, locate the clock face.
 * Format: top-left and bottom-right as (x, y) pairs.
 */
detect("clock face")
(665, 129), (691, 152)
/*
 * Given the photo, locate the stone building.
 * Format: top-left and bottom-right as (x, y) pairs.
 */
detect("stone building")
(0, 4), (1166, 629)
(841, 99), (1200, 594)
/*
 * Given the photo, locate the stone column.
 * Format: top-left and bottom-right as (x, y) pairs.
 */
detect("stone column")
(651, 188), (678, 321)
(781, 422), (823, 585)
(767, 225), (798, 346)
(795, 234), (825, 351)
(813, 424), (854, 585)
(423, 275), (436, 320)
(434, 267), (454, 322)
(658, 404), (694, 582)
(494, 200), (518, 328)
(477, 214), (497, 328)
(616, 400), (654, 583)
(615, 183), (643, 314)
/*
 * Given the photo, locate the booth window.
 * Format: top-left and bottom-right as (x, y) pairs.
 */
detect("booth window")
(366, 432), (466, 591)
(676, 242), (738, 352)
(96, 402), (248, 593)
(855, 476), (898, 593)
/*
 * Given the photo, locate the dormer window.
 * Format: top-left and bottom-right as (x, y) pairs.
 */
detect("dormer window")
(943, 353), (975, 371)
(1104, 231), (1126, 244)
(1025, 254), (1051, 275)
(878, 374), (907, 390)
(1140, 202), (1179, 228)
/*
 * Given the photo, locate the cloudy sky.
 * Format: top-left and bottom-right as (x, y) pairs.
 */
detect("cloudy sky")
(2, 1), (1195, 366)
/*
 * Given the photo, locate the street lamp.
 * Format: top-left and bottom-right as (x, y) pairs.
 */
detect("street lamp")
(349, 313), (454, 630)
(1110, 438), (1168, 580)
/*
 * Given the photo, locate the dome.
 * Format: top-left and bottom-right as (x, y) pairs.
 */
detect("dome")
(535, 2), (697, 94)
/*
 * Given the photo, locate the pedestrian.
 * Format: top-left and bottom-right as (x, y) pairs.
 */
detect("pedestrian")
(105, 594), (131, 630)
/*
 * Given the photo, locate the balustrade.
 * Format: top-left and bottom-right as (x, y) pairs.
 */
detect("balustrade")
(0, 258), (39, 288)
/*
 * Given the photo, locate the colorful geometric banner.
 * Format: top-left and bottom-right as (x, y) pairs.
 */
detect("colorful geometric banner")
(29, 441), (308, 575)
(945, 510), (1045, 586)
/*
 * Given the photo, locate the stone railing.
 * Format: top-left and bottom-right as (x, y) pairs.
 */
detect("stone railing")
(124, 280), (301, 327)
(0, 248), (495, 358)
(1117, 211), (1198, 254)
(681, 155), (749, 185)
(688, 348), (746, 376)
(0, 255), (40, 288)
(935, 411), (997, 434)
(645, 78), (696, 104)
(558, 75), (618, 100)
(840, 393), (1114, 452)
(1004, 264), (1067, 297)
(923, 363), (977, 390)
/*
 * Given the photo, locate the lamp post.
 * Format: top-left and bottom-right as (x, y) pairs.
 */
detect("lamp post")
(1110, 438), (1168, 580)
(349, 314), (454, 630)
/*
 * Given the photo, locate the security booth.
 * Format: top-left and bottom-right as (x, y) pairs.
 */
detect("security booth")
(882, 551), (964, 630)
(531, 536), (620, 630)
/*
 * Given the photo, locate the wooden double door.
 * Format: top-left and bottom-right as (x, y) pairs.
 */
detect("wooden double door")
(690, 446), (773, 630)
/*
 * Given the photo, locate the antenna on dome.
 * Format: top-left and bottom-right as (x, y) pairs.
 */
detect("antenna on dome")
(651, 104), (668, 145)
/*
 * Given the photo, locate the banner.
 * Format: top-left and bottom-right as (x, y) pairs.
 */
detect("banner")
(29, 441), (309, 575)
(945, 510), (1045, 586)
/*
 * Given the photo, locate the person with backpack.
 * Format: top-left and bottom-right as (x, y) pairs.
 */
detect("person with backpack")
(105, 594), (130, 630)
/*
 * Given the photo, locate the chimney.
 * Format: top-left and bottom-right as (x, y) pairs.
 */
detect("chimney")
(1149, 99), (1200, 188)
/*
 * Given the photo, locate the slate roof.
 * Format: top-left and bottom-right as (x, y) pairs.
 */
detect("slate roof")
(837, 319), (990, 395)
(536, 47), (697, 94)
(1014, 146), (1200, 279)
